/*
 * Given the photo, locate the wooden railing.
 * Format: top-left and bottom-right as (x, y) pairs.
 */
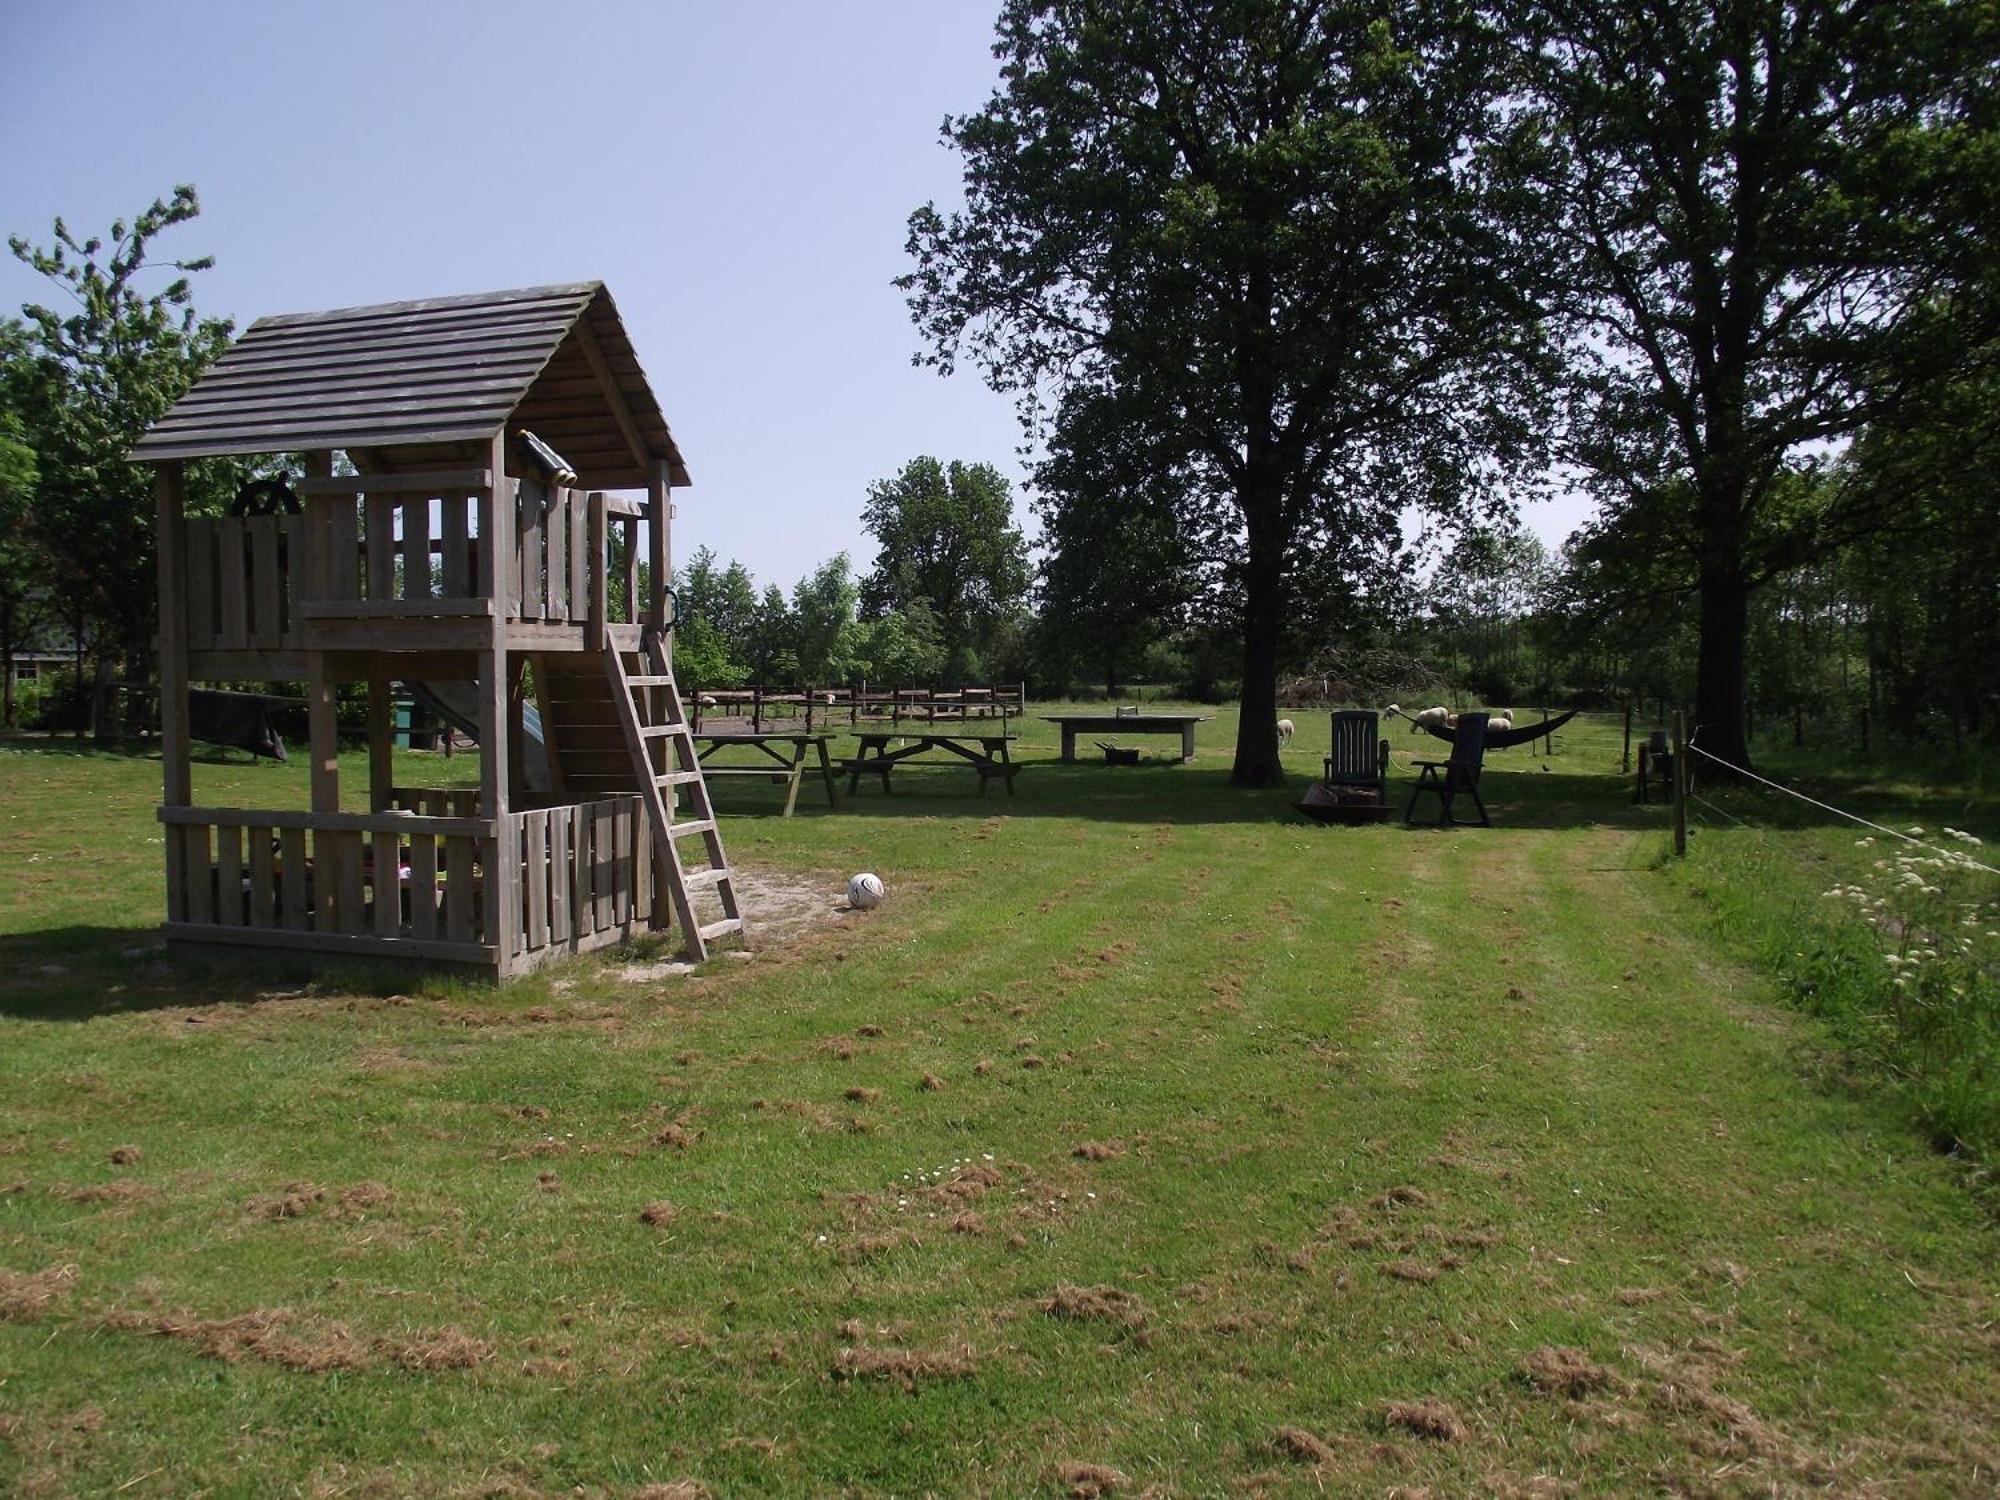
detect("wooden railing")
(507, 796), (657, 961)
(160, 792), (665, 969)
(180, 473), (649, 647)
(159, 805), (495, 958)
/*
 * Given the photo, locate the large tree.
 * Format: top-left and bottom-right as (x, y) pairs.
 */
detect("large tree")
(903, 0), (1546, 783)
(2, 186), (236, 696)
(1505, 0), (1997, 770)
(860, 455), (1030, 669)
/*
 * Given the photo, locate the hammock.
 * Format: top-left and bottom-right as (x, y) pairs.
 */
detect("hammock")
(1418, 708), (1578, 750)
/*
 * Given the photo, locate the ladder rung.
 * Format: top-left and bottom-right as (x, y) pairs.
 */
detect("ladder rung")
(684, 868), (730, 890)
(697, 918), (744, 941)
(656, 770), (705, 786)
(640, 723), (691, 738)
(666, 819), (716, 839)
(626, 675), (676, 687)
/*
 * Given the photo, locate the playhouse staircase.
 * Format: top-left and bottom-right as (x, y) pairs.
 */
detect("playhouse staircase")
(602, 632), (745, 962)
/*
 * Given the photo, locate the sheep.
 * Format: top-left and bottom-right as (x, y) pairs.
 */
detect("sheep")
(1488, 714), (1512, 733)
(1276, 718), (1295, 743)
(1409, 705), (1454, 734)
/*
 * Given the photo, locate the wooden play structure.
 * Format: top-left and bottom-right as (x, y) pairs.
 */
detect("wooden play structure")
(133, 282), (744, 978)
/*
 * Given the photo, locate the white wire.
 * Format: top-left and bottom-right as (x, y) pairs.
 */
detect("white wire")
(1683, 740), (2000, 876)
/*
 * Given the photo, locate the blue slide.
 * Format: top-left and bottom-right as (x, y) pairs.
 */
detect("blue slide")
(404, 680), (552, 794)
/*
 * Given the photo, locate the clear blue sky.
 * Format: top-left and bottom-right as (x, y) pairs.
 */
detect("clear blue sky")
(1, 0), (1588, 592)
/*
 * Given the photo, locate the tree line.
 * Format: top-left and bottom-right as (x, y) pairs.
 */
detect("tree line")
(5, 2), (1995, 778)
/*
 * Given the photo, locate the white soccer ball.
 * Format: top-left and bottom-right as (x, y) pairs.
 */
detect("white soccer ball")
(847, 872), (885, 910)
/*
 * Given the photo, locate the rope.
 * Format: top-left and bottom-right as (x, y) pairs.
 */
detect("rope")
(1682, 740), (1999, 876)
(1685, 788), (1750, 828)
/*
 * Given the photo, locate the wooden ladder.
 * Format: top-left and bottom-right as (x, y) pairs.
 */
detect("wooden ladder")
(605, 630), (745, 961)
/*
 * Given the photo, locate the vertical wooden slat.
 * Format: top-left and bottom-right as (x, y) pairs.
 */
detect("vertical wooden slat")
(184, 518), (216, 648)
(444, 835), (475, 942)
(217, 516), (248, 649)
(633, 799), (653, 927)
(251, 518), (281, 647)
(308, 653), (339, 814)
(214, 823), (243, 927)
(368, 674), (394, 811)
(593, 801), (615, 930)
(568, 493), (588, 625)
(518, 485), (544, 621)
(163, 826), (188, 923)
(365, 493), (396, 600)
(247, 826), (275, 929)
(621, 517), (640, 624)
(333, 832), (363, 935)
(407, 832), (438, 940)
(280, 827), (309, 929)
(544, 492), (568, 621)
(587, 496), (607, 649)
(373, 830), (401, 936)
(548, 809), (569, 947)
(525, 811), (548, 951)
(311, 830), (338, 931)
(182, 824), (214, 926)
(613, 800), (632, 926)
(328, 496), (360, 600)
(403, 494), (433, 600)
(572, 805), (594, 938)
(279, 513), (305, 643)
(441, 490), (470, 597)
(647, 459), (671, 633)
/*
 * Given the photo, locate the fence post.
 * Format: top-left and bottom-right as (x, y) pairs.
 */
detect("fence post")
(1622, 700), (1632, 774)
(1671, 709), (1688, 858)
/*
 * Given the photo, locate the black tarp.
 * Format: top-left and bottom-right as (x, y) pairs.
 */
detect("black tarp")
(189, 689), (287, 760)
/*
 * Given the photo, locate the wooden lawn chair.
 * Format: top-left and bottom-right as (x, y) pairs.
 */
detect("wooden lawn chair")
(1324, 710), (1388, 802)
(1404, 711), (1491, 827)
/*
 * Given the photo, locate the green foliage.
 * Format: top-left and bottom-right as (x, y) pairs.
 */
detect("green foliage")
(2, 186), (238, 674)
(904, 0), (1550, 783)
(1501, 0), (1998, 764)
(860, 456), (1028, 665)
(788, 553), (862, 684)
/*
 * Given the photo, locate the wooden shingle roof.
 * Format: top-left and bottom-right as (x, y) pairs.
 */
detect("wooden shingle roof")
(131, 281), (690, 488)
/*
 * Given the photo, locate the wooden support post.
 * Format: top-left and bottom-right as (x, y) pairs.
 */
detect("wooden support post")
(646, 458), (671, 640)
(368, 672), (394, 812)
(1671, 709), (1688, 858)
(586, 494), (607, 652)
(481, 435), (515, 963)
(155, 463), (191, 807)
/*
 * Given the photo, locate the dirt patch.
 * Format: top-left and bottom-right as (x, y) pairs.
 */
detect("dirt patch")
(107, 1307), (367, 1372)
(107, 1144), (142, 1165)
(640, 1200), (678, 1226)
(1270, 1426), (1340, 1465)
(1055, 1461), (1129, 1496)
(1, 1264), (77, 1321)
(949, 1211), (987, 1235)
(377, 1326), (492, 1370)
(337, 1181), (394, 1215)
(856, 1024), (886, 1037)
(1043, 1284), (1150, 1339)
(1369, 1185), (1429, 1210)
(246, 1181), (326, 1219)
(1382, 1398), (1467, 1441)
(1520, 1346), (1615, 1398)
(920, 1072), (946, 1092)
(1381, 1259), (1439, 1284)
(1615, 1286), (1667, 1306)
(830, 1343), (976, 1390)
(606, 869), (854, 983)
(844, 1087), (881, 1105)
(841, 1230), (920, 1262)
(68, 1180), (154, 1205)
(630, 1482), (712, 1500)
(1072, 1141), (1122, 1161)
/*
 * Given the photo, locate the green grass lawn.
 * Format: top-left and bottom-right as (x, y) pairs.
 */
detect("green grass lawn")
(2, 711), (1995, 1497)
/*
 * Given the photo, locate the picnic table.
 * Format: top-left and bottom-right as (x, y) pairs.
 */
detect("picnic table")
(694, 732), (839, 817)
(845, 731), (1019, 796)
(1041, 711), (1211, 763)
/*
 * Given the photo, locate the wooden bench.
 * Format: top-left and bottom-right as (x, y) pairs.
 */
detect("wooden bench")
(844, 732), (1019, 796)
(694, 732), (839, 817)
(1041, 711), (1210, 763)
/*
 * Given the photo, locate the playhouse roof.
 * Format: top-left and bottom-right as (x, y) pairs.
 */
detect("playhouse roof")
(130, 281), (690, 488)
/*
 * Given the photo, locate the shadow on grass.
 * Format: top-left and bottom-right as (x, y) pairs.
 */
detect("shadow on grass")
(0, 735), (278, 768)
(0, 924), (492, 1022)
(713, 756), (1670, 832)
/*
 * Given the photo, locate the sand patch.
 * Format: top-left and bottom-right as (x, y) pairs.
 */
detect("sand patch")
(830, 1343), (976, 1390)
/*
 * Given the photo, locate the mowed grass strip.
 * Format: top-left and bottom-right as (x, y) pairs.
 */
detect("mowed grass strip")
(0, 713), (1995, 1496)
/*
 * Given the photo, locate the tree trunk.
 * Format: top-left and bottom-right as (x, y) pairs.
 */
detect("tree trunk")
(1230, 485), (1286, 786)
(1692, 547), (1751, 773)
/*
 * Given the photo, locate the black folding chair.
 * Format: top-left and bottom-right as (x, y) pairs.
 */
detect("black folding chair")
(1404, 712), (1491, 827)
